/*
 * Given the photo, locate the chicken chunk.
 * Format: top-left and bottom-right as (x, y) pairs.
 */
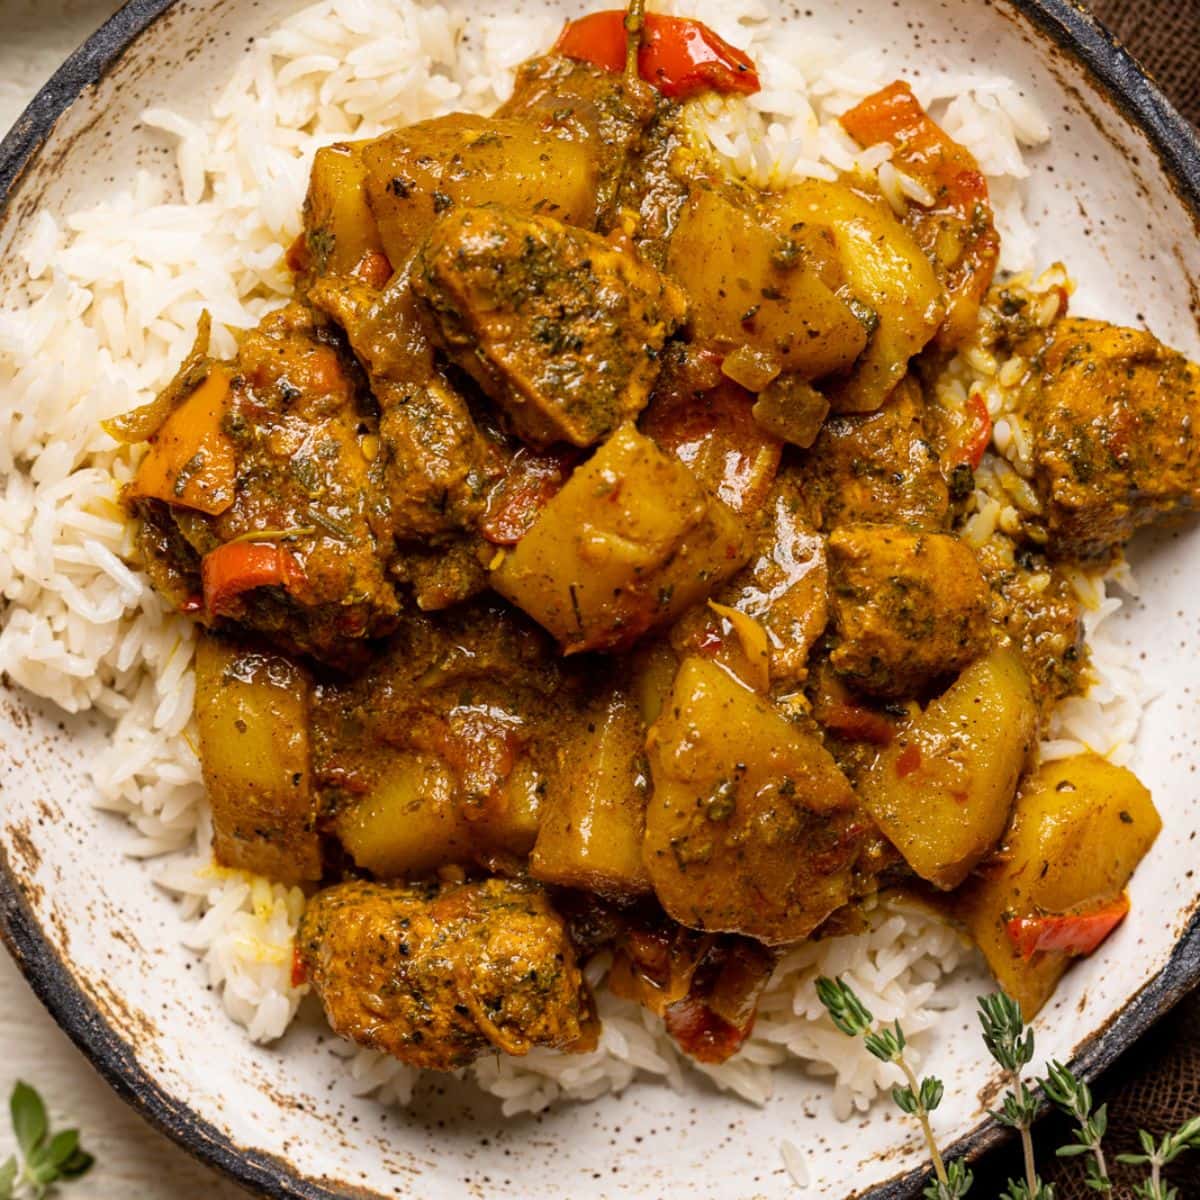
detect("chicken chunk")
(415, 205), (687, 448)
(310, 266), (503, 542)
(827, 524), (992, 698)
(1024, 318), (1200, 560)
(298, 878), (596, 1070)
(975, 538), (1087, 717)
(128, 303), (400, 663)
(799, 376), (949, 530)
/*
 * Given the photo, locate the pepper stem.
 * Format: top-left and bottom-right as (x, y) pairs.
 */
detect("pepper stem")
(624, 0), (646, 80)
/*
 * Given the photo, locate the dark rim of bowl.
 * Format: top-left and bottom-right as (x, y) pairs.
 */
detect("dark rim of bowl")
(0, 1), (1198, 1197)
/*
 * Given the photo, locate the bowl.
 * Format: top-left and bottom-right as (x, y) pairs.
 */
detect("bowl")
(1, 1), (1198, 1196)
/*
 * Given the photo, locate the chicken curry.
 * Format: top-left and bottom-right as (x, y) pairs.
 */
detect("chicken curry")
(108, 3), (1195, 1069)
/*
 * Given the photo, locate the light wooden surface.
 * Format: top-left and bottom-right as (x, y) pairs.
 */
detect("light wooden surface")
(0, 955), (247, 1196)
(1, 3), (247, 1193)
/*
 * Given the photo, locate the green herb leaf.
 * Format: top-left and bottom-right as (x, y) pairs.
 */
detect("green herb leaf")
(923, 1158), (974, 1200)
(59, 1148), (95, 1180)
(863, 1022), (904, 1063)
(10, 1083), (47, 1159)
(43, 1128), (79, 1170)
(978, 993), (1034, 1073)
(815, 975), (874, 1038)
(0, 1156), (16, 1200)
(5, 1081), (95, 1194)
(920, 1077), (945, 1113)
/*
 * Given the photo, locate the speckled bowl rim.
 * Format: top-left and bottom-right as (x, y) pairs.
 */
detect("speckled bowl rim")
(0, 1), (1198, 1197)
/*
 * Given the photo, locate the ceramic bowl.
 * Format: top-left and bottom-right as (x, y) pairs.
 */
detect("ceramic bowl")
(1, 1), (1198, 1197)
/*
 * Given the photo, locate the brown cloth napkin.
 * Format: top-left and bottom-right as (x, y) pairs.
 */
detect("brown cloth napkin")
(975, 3), (1200, 1195)
(1090, 0), (1200, 127)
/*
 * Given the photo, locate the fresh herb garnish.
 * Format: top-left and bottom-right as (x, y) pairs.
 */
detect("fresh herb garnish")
(816, 975), (970, 1199)
(814, 978), (1200, 1199)
(1115, 1115), (1200, 1199)
(0, 1082), (93, 1198)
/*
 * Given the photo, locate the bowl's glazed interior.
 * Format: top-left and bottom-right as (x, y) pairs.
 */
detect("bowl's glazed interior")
(0, 1), (1198, 1197)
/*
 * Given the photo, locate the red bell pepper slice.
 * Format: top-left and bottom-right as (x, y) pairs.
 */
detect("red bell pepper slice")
(555, 10), (760, 101)
(201, 541), (307, 617)
(641, 378), (781, 515)
(819, 702), (896, 746)
(664, 993), (753, 1064)
(956, 391), (992, 470)
(480, 446), (578, 546)
(1005, 893), (1131, 961)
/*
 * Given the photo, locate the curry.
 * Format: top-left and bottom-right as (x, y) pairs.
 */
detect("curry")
(108, 4), (1193, 1068)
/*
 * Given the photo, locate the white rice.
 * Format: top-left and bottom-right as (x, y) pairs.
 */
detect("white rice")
(332, 895), (970, 1120)
(0, 0), (1134, 1126)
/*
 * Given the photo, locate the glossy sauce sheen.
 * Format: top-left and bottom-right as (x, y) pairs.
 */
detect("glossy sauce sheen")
(111, 8), (1200, 1070)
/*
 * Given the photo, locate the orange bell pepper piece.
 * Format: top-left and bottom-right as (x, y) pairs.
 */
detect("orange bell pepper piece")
(129, 366), (236, 516)
(201, 541), (307, 617)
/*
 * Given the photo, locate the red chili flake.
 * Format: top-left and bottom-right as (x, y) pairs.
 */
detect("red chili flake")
(895, 743), (922, 778)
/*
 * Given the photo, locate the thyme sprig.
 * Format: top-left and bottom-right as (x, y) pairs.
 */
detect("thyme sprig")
(1115, 1115), (1200, 1199)
(813, 978), (1200, 1199)
(816, 976), (970, 1199)
(978, 993), (1047, 1199)
(1040, 1059), (1111, 1193)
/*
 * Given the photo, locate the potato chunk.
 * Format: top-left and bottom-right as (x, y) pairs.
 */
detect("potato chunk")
(303, 142), (386, 277)
(299, 878), (596, 1070)
(416, 205), (685, 448)
(498, 55), (655, 230)
(644, 656), (863, 944)
(840, 81), (999, 350)
(530, 686), (652, 900)
(334, 753), (467, 878)
(957, 755), (1161, 1017)
(491, 424), (751, 652)
(195, 633), (320, 885)
(362, 113), (598, 265)
(827, 524), (992, 697)
(774, 182), (944, 412)
(313, 599), (563, 878)
(667, 185), (869, 379)
(1024, 319), (1200, 560)
(857, 647), (1036, 889)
